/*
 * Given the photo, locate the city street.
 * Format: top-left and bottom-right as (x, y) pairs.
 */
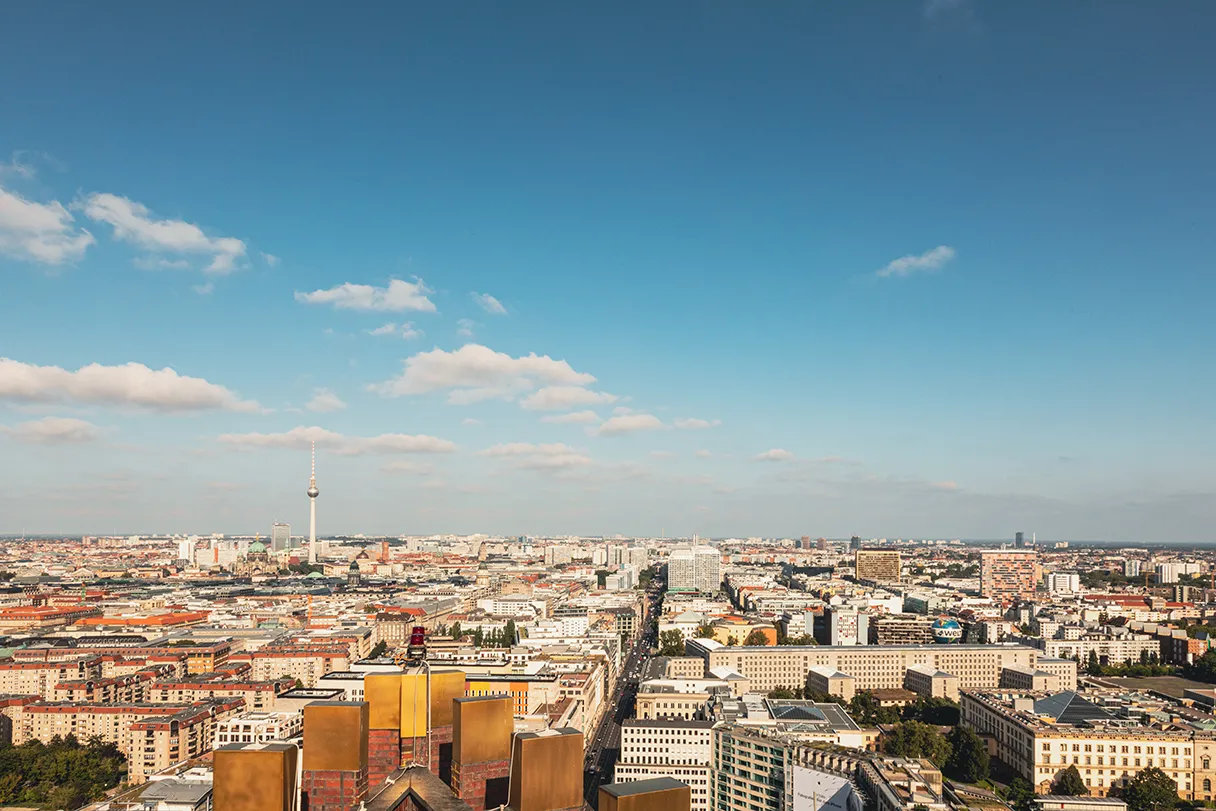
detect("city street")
(582, 583), (662, 808)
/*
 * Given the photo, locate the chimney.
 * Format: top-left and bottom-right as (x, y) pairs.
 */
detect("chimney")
(364, 674), (402, 787)
(599, 778), (691, 811)
(301, 701), (369, 811)
(507, 728), (583, 811)
(451, 695), (513, 808)
(214, 742), (298, 811)
(428, 669), (467, 782)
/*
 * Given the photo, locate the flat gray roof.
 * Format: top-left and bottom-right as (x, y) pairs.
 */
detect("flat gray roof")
(600, 777), (689, 797)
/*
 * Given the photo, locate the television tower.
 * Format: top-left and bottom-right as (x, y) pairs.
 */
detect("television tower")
(307, 441), (319, 564)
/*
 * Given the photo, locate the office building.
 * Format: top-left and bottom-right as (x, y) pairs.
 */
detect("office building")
(616, 719), (713, 811)
(271, 523), (290, 553)
(667, 547), (721, 594)
(855, 550), (901, 584)
(849, 536), (862, 552)
(980, 549), (1041, 600)
(962, 690), (1204, 799)
(686, 639), (1041, 693)
(1124, 560), (1142, 578)
(1015, 531), (1026, 548)
(826, 607), (869, 647)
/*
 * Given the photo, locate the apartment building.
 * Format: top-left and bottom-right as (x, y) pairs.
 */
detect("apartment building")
(51, 671), (157, 703)
(980, 549), (1041, 600)
(129, 702), (240, 783)
(0, 656), (103, 697)
(9, 699), (242, 783)
(616, 718), (713, 811)
(243, 646), (350, 687)
(214, 710), (302, 745)
(869, 615), (934, 646)
(962, 690), (1197, 798)
(148, 676), (289, 710)
(688, 639), (1039, 693)
(855, 550), (901, 584)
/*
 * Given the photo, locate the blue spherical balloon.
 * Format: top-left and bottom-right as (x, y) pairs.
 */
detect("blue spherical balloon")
(931, 618), (963, 644)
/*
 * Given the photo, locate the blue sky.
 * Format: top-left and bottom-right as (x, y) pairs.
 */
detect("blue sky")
(1, 2), (1213, 540)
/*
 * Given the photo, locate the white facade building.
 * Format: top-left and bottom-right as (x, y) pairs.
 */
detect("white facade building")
(616, 718), (713, 811)
(1048, 573), (1081, 594)
(668, 547), (721, 594)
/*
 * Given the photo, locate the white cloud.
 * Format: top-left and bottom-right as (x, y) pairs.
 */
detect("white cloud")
(381, 460), (434, 475)
(218, 425), (455, 455)
(261, 252), (280, 267)
(192, 282), (215, 296)
(367, 322), (424, 340)
(295, 279), (436, 312)
(1, 416), (101, 444)
(876, 245), (956, 278)
(0, 358), (260, 413)
(754, 448), (794, 462)
(81, 192), (246, 274)
(674, 417), (721, 430)
(306, 388), (347, 413)
(471, 292), (507, 315)
(540, 410), (601, 425)
(133, 257), (191, 270)
(695, 449), (713, 458)
(370, 344), (596, 406)
(457, 319), (476, 338)
(520, 386), (617, 411)
(594, 413), (664, 436)
(479, 442), (591, 470)
(0, 184), (95, 265)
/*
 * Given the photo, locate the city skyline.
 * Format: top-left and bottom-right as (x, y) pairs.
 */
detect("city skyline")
(2, 3), (1214, 540)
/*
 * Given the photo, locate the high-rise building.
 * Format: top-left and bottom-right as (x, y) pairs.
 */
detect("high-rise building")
(1124, 559), (1142, 578)
(848, 536), (862, 552)
(1047, 572), (1080, 594)
(825, 607), (868, 646)
(177, 537), (197, 566)
(1156, 563), (1183, 584)
(667, 546), (720, 594)
(271, 522), (291, 553)
(854, 550), (901, 584)
(1014, 531), (1026, 548)
(800, 535), (811, 550)
(817, 537), (828, 552)
(980, 549), (1040, 600)
(616, 719), (713, 811)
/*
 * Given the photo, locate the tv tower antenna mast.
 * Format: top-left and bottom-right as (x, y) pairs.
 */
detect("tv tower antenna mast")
(307, 441), (319, 565)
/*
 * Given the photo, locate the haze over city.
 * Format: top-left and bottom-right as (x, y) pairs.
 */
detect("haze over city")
(2, 2), (1213, 540)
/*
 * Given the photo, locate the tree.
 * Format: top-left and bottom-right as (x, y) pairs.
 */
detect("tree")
(450, 621), (462, 640)
(944, 726), (989, 783)
(883, 721), (951, 767)
(369, 640), (388, 658)
(658, 630), (686, 657)
(504, 619), (517, 646)
(848, 691), (901, 726)
(744, 629), (770, 646)
(1054, 765), (1089, 796)
(596, 570), (609, 588)
(1087, 649), (1101, 675)
(726, 636), (738, 646)
(1120, 767), (1178, 811)
(903, 697), (960, 726)
(769, 686), (796, 699)
(695, 623), (716, 639)
(1005, 777), (1036, 811)
(1186, 649), (1216, 683)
